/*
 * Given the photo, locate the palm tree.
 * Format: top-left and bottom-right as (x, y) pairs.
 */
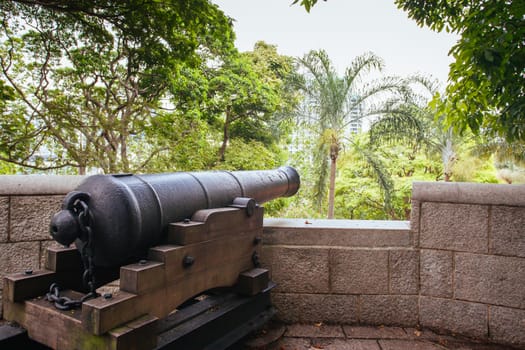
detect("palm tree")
(297, 50), (409, 218)
(369, 75), (464, 182)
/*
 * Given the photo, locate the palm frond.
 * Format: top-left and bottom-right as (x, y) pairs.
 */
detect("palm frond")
(351, 140), (394, 213)
(369, 112), (425, 147)
(344, 52), (384, 89)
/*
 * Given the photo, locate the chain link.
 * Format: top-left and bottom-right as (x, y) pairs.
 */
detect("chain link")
(47, 198), (99, 310)
(46, 283), (98, 310)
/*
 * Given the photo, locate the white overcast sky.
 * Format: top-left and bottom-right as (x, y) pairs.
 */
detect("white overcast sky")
(212, 0), (460, 87)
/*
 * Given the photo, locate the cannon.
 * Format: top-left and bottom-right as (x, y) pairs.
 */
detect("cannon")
(2, 167), (300, 350)
(50, 166), (300, 267)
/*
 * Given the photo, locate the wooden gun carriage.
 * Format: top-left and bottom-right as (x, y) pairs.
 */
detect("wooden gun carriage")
(1, 167), (300, 349)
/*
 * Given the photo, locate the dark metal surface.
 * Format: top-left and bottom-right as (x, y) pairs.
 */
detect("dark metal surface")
(50, 167), (300, 267)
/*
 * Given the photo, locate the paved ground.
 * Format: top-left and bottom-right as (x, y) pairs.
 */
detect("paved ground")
(242, 323), (521, 350)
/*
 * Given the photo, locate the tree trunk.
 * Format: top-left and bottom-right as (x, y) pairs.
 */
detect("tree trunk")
(327, 155), (337, 218)
(218, 113), (231, 162)
(327, 139), (339, 219)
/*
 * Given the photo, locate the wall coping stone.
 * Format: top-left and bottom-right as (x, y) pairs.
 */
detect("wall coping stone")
(264, 218), (409, 230)
(0, 175), (84, 195)
(412, 181), (525, 206)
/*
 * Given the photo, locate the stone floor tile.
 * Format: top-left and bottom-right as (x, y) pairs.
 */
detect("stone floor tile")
(378, 339), (445, 350)
(404, 327), (455, 342)
(436, 339), (519, 350)
(244, 323), (286, 348)
(312, 338), (381, 350)
(265, 337), (311, 350)
(343, 326), (408, 339)
(285, 324), (345, 338)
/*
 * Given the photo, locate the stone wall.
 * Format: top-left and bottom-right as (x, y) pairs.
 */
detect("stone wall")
(262, 182), (525, 349)
(1, 177), (524, 348)
(0, 175), (84, 319)
(411, 182), (525, 348)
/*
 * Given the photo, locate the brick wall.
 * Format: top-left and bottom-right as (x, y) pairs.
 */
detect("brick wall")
(1, 177), (524, 348)
(262, 182), (525, 349)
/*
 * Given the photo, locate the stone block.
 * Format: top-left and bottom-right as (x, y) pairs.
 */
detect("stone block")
(378, 339), (444, 350)
(313, 339), (381, 350)
(420, 202), (488, 253)
(420, 249), (453, 298)
(389, 250), (419, 294)
(490, 206), (525, 258)
(410, 199), (421, 247)
(412, 181), (525, 207)
(343, 326), (408, 339)
(285, 324), (344, 338)
(261, 246), (329, 293)
(0, 241), (41, 290)
(272, 292), (358, 324)
(489, 306), (525, 348)
(0, 197), (8, 243)
(330, 249), (388, 294)
(263, 219), (411, 248)
(269, 337), (310, 349)
(360, 295), (418, 327)
(455, 253), (525, 309)
(419, 296), (487, 339)
(10, 195), (63, 242)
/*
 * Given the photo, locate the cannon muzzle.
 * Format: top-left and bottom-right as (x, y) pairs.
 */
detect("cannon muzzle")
(50, 166), (300, 267)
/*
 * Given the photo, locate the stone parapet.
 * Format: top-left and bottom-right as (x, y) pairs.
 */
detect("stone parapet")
(0, 175), (84, 195)
(411, 181), (525, 206)
(261, 218), (417, 329)
(263, 181), (525, 349)
(263, 218), (411, 247)
(1, 177), (524, 349)
(0, 175), (82, 319)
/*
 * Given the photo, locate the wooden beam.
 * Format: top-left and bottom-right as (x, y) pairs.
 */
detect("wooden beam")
(236, 268), (269, 296)
(45, 246), (83, 272)
(168, 207), (263, 244)
(120, 261), (165, 295)
(3, 270), (56, 302)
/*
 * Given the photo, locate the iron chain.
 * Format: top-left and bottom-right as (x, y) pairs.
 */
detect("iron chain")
(47, 198), (99, 310)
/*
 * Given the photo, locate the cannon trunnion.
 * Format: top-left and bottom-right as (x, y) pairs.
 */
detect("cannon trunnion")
(2, 167), (300, 349)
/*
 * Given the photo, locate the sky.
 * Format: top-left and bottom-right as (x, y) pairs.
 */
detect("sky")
(212, 0), (460, 87)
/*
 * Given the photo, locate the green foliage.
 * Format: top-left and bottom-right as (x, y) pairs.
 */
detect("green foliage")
(216, 139), (283, 171)
(136, 112), (216, 173)
(208, 42), (299, 163)
(1, 0), (235, 85)
(0, 0), (239, 174)
(292, 0), (324, 12)
(297, 49), (410, 217)
(396, 0), (525, 142)
(452, 155), (499, 184)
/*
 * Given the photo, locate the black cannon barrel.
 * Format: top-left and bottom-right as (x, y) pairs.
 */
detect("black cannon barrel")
(50, 166), (300, 267)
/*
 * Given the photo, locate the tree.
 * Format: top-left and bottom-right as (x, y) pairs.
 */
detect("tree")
(0, 0), (235, 173)
(1, 24), (203, 173)
(1, 1), (235, 93)
(297, 50), (409, 218)
(394, 0), (525, 143)
(207, 42), (299, 163)
(369, 76), (466, 182)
